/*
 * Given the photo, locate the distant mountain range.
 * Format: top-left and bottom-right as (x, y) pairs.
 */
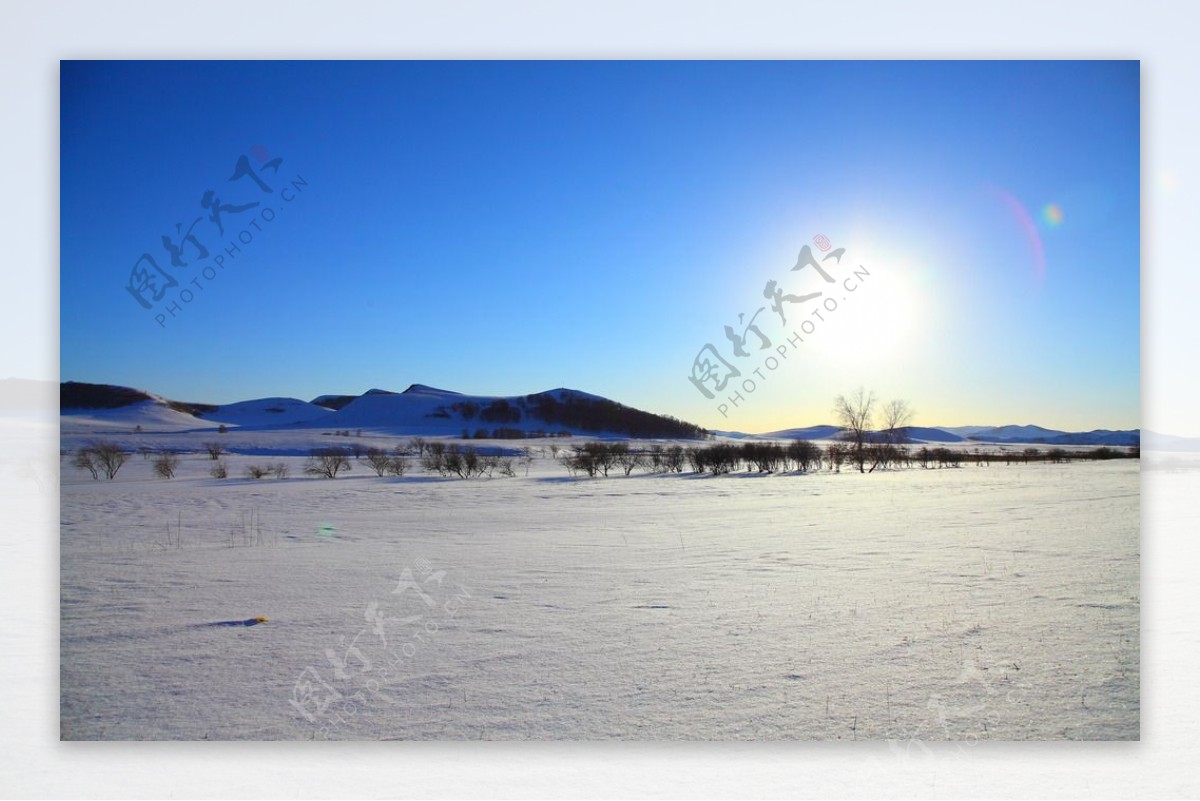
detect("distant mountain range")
(762, 422), (1139, 447)
(55, 380), (1142, 446)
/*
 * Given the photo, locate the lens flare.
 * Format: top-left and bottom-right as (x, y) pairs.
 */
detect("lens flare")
(1042, 203), (1064, 226)
(986, 185), (1045, 287)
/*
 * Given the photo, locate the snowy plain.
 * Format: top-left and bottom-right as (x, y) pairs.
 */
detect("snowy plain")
(59, 416), (1139, 741)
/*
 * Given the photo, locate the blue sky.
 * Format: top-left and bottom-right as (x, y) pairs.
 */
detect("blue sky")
(60, 60), (1139, 433)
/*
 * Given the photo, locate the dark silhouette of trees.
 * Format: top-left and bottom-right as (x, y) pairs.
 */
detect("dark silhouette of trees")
(365, 448), (394, 476)
(825, 442), (846, 472)
(611, 443), (646, 476)
(480, 399), (520, 424)
(524, 392), (706, 439)
(421, 444), (509, 478)
(152, 451), (179, 478)
(1046, 448), (1069, 464)
(73, 442), (128, 480)
(741, 442), (785, 472)
(72, 448), (99, 480)
(786, 440), (821, 472)
(834, 390), (916, 473)
(833, 388), (876, 473)
(305, 448), (351, 478)
(60, 381), (152, 409)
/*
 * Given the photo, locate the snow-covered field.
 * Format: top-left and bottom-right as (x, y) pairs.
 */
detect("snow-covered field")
(60, 441), (1139, 741)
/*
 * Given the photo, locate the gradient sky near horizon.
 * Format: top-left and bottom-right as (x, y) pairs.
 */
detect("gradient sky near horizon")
(60, 60), (1139, 434)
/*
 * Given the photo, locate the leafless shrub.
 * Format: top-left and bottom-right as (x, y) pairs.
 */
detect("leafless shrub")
(72, 448), (99, 480)
(73, 442), (128, 480)
(365, 448), (393, 477)
(152, 451), (179, 478)
(305, 448), (351, 478)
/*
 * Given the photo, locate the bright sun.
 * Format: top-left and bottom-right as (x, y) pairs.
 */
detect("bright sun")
(811, 251), (921, 369)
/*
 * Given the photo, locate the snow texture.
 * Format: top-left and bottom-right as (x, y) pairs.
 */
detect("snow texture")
(60, 441), (1138, 741)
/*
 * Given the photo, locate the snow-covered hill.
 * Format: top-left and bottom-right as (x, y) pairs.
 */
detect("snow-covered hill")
(965, 425), (1139, 447)
(58, 381), (706, 440)
(58, 381), (1138, 446)
(1040, 429), (1141, 447)
(196, 397), (333, 427)
(897, 426), (965, 443)
(61, 399), (209, 432)
(760, 425), (844, 441)
(967, 424), (1068, 442)
(300, 385), (702, 439)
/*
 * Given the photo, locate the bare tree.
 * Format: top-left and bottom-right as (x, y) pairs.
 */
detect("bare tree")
(210, 460), (229, 479)
(612, 443), (646, 476)
(1046, 447), (1069, 464)
(304, 448), (351, 478)
(203, 442), (224, 460)
(561, 445), (600, 478)
(786, 439), (821, 472)
(72, 448), (99, 480)
(86, 442), (128, 480)
(589, 443), (618, 477)
(270, 462), (290, 479)
(386, 454), (408, 476)
(881, 399), (914, 445)
(860, 399), (913, 473)
(833, 388), (876, 473)
(245, 464), (270, 479)
(365, 448), (394, 477)
(152, 451), (179, 478)
(480, 453), (500, 478)
(422, 442), (448, 475)
(825, 442), (846, 473)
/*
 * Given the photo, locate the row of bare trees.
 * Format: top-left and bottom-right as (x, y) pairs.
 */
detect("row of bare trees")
(421, 443), (518, 479)
(558, 440), (830, 477)
(558, 442), (651, 477)
(69, 401), (1137, 483)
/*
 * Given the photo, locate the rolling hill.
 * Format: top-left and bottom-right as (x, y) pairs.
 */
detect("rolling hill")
(58, 381), (707, 440)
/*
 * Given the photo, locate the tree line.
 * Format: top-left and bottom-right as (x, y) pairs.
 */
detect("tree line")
(66, 388), (1136, 482)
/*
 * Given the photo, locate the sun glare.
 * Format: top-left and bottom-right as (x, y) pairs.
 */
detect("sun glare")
(811, 247), (923, 370)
